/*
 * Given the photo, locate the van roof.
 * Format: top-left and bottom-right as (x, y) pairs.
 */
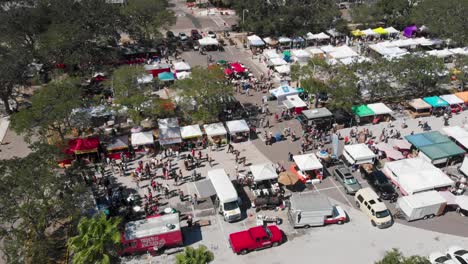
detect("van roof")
(124, 213), (180, 241)
(208, 169), (238, 203)
(357, 187), (388, 211)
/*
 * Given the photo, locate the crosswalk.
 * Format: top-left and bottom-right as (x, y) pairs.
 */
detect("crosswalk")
(210, 15), (227, 28)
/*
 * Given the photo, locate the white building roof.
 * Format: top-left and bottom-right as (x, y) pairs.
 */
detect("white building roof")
(439, 94), (464, 105)
(383, 158), (454, 195)
(174, 61), (191, 71)
(180, 124), (203, 139)
(367, 103), (393, 115)
(131, 131), (154, 146)
(203, 122), (227, 137)
(441, 126), (468, 149)
(124, 213), (180, 240)
(226, 119), (249, 134)
(249, 163), (278, 182)
(208, 169), (238, 203)
(293, 153), (323, 171)
(343, 144), (376, 161)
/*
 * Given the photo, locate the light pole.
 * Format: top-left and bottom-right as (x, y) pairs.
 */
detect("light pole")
(242, 9), (249, 25)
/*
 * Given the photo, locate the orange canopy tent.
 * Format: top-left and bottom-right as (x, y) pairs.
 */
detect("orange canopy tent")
(455, 92), (468, 103)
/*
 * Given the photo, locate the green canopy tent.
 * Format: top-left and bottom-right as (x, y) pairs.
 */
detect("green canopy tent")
(352, 105), (375, 117)
(405, 131), (465, 163)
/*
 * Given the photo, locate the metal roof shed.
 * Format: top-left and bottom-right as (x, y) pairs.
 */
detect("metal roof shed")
(301, 108), (333, 120)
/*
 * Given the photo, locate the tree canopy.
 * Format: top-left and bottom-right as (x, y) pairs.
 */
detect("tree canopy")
(375, 249), (430, 264)
(175, 245), (214, 264)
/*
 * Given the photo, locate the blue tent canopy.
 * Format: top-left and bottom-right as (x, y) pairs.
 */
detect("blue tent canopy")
(158, 71), (175, 81)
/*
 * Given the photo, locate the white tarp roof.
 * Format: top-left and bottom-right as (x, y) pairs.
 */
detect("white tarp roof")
(363, 28), (377, 36)
(427, 49), (454, 58)
(180, 124), (203, 139)
(158, 117), (179, 128)
(284, 95), (307, 108)
(278, 37), (292, 43)
(441, 126), (468, 149)
(174, 61), (191, 71)
(440, 94), (463, 105)
(449, 47), (468, 56)
(247, 35), (265, 46)
(199, 37), (219, 46)
(207, 169), (238, 203)
(263, 49), (280, 59)
(306, 47), (324, 55)
(383, 158), (454, 195)
(275, 65), (290, 74)
(131, 131), (154, 146)
(384, 27), (399, 34)
(268, 57), (287, 66)
(320, 45), (336, 53)
(293, 153), (323, 171)
(367, 103), (393, 115)
(204, 122), (227, 137)
(269, 85), (299, 101)
(176, 71), (191, 79)
(291, 49), (310, 58)
(340, 56), (371, 65)
(344, 144), (376, 161)
(460, 156), (468, 177)
(328, 45), (358, 59)
(226, 119), (249, 134)
(137, 74), (154, 84)
(370, 43), (408, 57)
(456, 195), (468, 210)
(249, 163), (278, 182)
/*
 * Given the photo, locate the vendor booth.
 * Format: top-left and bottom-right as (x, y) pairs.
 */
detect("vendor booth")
(275, 65), (290, 75)
(305, 32), (330, 46)
(407, 98), (432, 118)
(263, 49), (280, 60)
(267, 57), (287, 67)
(278, 37), (292, 49)
(441, 126), (468, 150)
(367, 103), (393, 123)
(283, 95), (307, 114)
(383, 158), (454, 195)
(291, 153), (323, 183)
(180, 124), (203, 147)
(269, 85), (299, 104)
(157, 118), (182, 148)
(174, 61), (191, 72)
(296, 108), (334, 130)
(384, 27), (399, 37)
(106, 135), (129, 160)
(144, 63), (171, 77)
(439, 94), (464, 113)
(158, 71), (175, 82)
(305, 47), (325, 58)
(249, 163), (280, 197)
(204, 122), (228, 145)
(352, 104), (375, 124)
(291, 49), (310, 63)
(343, 144), (376, 165)
(131, 131), (154, 151)
(455, 91), (468, 106)
(198, 37), (219, 51)
(423, 96), (449, 116)
(68, 137), (100, 161)
(226, 119), (250, 143)
(247, 35), (265, 50)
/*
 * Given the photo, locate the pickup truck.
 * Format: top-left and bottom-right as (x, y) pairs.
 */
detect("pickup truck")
(229, 225), (283, 255)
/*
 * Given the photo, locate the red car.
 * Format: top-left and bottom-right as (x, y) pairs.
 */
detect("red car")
(229, 225), (283, 255)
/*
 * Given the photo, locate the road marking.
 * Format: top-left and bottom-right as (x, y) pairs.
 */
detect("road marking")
(329, 177), (354, 207)
(215, 213), (231, 248)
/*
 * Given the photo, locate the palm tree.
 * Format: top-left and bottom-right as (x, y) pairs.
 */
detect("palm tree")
(68, 214), (122, 264)
(175, 245), (214, 264)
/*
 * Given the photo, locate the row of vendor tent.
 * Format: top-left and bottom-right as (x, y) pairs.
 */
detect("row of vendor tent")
(351, 27), (400, 37)
(352, 103), (393, 118)
(141, 61), (192, 82)
(408, 93), (468, 112)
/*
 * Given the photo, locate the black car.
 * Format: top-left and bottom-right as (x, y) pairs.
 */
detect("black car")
(191, 29), (202, 40)
(360, 168), (398, 201)
(166, 31), (175, 39)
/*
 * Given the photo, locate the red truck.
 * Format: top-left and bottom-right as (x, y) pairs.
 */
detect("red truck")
(229, 225), (283, 255)
(120, 213), (183, 256)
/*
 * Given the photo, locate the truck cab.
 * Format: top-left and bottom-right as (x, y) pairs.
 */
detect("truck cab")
(229, 225), (283, 255)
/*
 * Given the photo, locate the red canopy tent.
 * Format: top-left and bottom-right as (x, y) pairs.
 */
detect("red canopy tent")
(224, 68), (234, 75)
(230, 62), (246, 73)
(68, 138), (100, 155)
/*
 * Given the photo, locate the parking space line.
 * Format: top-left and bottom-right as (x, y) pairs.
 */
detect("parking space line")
(329, 178), (354, 208)
(215, 213), (231, 248)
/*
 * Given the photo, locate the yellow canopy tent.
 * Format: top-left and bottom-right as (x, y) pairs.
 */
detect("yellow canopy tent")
(373, 27), (388, 35)
(351, 29), (365, 37)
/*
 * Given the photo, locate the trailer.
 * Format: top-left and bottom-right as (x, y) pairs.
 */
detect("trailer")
(396, 191), (447, 221)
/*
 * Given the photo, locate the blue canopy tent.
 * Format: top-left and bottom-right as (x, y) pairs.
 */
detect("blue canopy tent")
(158, 71), (175, 81)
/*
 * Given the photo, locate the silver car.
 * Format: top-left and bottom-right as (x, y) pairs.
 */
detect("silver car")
(333, 166), (362, 195)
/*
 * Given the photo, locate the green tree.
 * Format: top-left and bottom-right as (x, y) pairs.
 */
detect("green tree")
(68, 214), (122, 264)
(412, 0), (468, 45)
(175, 245), (214, 264)
(376, 249), (430, 264)
(0, 143), (88, 264)
(351, 0), (415, 29)
(10, 77), (84, 142)
(453, 55), (468, 90)
(175, 66), (233, 123)
(327, 65), (360, 111)
(122, 0), (176, 45)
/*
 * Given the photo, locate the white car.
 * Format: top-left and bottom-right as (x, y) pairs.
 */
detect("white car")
(178, 32), (188, 41)
(447, 246), (468, 264)
(429, 252), (458, 264)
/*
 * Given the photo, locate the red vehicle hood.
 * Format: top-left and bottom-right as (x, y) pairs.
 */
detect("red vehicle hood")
(229, 231), (253, 250)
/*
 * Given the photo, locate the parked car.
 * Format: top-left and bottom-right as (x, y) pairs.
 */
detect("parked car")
(229, 225), (283, 255)
(190, 29), (202, 40)
(447, 246), (468, 264)
(429, 252), (458, 264)
(355, 188), (393, 229)
(333, 165), (362, 194)
(360, 167), (398, 201)
(166, 31), (175, 39)
(178, 32), (188, 41)
(208, 31), (216, 38)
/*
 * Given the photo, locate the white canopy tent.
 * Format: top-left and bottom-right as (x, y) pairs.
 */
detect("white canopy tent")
(174, 61), (191, 71)
(306, 47), (324, 56)
(340, 56), (371, 65)
(225, 119), (249, 134)
(249, 163), (278, 182)
(269, 85), (299, 103)
(343, 144), (376, 165)
(293, 153), (323, 171)
(263, 49), (280, 59)
(311, 32), (330, 40)
(268, 57), (287, 66)
(291, 49), (310, 63)
(439, 94), (464, 105)
(247, 35), (265, 47)
(383, 158), (454, 195)
(203, 123), (227, 137)
(137, 74), (154, 84)
(278, 37), (292, 44)
(283, 95), (307, 109)
(363, 28), (377, 36)
(320, 45), (336, 53)
(176, 71), (191, 80)
(449, 47), (468, 56)
(275, 65), (290, 74)
(131, 131), (154, 146)
(198, 37), (219, 46)
(441, 126), (468, 149)
(460, 156), (468, 177)
(367, 103), (393, 115)
(180, 124), (203, 139)
(370, 43), (408, 58)
(384, 27), (399, 35)
(328, 45), (358, 59)
(427, 49), (454, 58)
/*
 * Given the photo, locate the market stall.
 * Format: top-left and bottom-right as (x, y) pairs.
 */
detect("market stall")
(455, 91), (468, 106)
(305, 47), (325, 58)
(226, 119), (250, 143)
(67, 137), (101, 162)
(180, 124), (203, 147)
(144, 63), (171, 77)
(441, 126), (468, 150)
(297, 108), (334, 130)
(249, 163), (280, 197)
(305, 32), (330, 46)
(198, 37), (219, 51)
(423, 96), (449, 116)
(274, 65), (290, 75)
(343, 144), (376, 165)
(384, 27), (400, 37)
(291, 49), (310, 63)
(291, 153), (323, 183)
(407, 98), (432, 118)
(269, 85), (299, 104)
(106, 135), (130, 160)
(352, 104), (375, 124)
(131, 131), (154, 151)
(367, 103), (393, 123)
(278, 37), (292, 49)
(263, 49), (280, 60)
(439, 94), (464, 113)
(203, 122), (227, 145)
(383, 158), (454, 195)
(283, 95), (307, 114)
(247, 35), (265, 50)
(263, 37), (279, 48)
(174, 61), (191, 72)
(267, 57), (287, 67)
(158, 71), (175, 82)
(157, 118), (182, 148)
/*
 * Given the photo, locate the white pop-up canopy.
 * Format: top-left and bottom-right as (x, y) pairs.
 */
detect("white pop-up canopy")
(449, 47), (468, 56)
(363, 28), (377, 36)
(310, 32), (330, 40)
(278, 37), (292, 44)
(198, 37), (219, 46)
(247, 35), (265, 46)
(293, 153), (323, 171)
(174, 61), (191, 71)
(131, 131), (154, 146)
(328, 45), (358, 59)
(268, 57), (287, 66)
(284, 95), (307, 109)
(383, 158), (454, 195)
(137, 74), (154, 84)
(427, 49), (454, 58)
(291, 49), (310, 58)
(204, 122), (227, 137)
(367, 103), (393, 115)
(269, 85), (299, 103)
(385, 27), (399, 34)
(263, 49), (280, 59)
(275, 65), (290, 74)
(343, 144), (376, 165)
(441, 126), (468, 149)
(439, 94), (464, 105)
(249, 163), (278, 182)
(226, 119), (249, 134)
(306, 47), (324, 55)
(180, 124), (203, 139)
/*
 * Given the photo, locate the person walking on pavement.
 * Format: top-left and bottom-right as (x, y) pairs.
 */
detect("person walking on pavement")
(288, 152), (293, 161)
(192, 194), (198, 206)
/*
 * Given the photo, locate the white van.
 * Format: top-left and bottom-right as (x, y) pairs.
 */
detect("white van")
(208, 169), (242, 222)
(355, 187), (393, 228)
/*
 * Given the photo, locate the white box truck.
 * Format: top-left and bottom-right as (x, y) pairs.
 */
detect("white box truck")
(396, 190), (447, 221)
(208, 169), (242, 222)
